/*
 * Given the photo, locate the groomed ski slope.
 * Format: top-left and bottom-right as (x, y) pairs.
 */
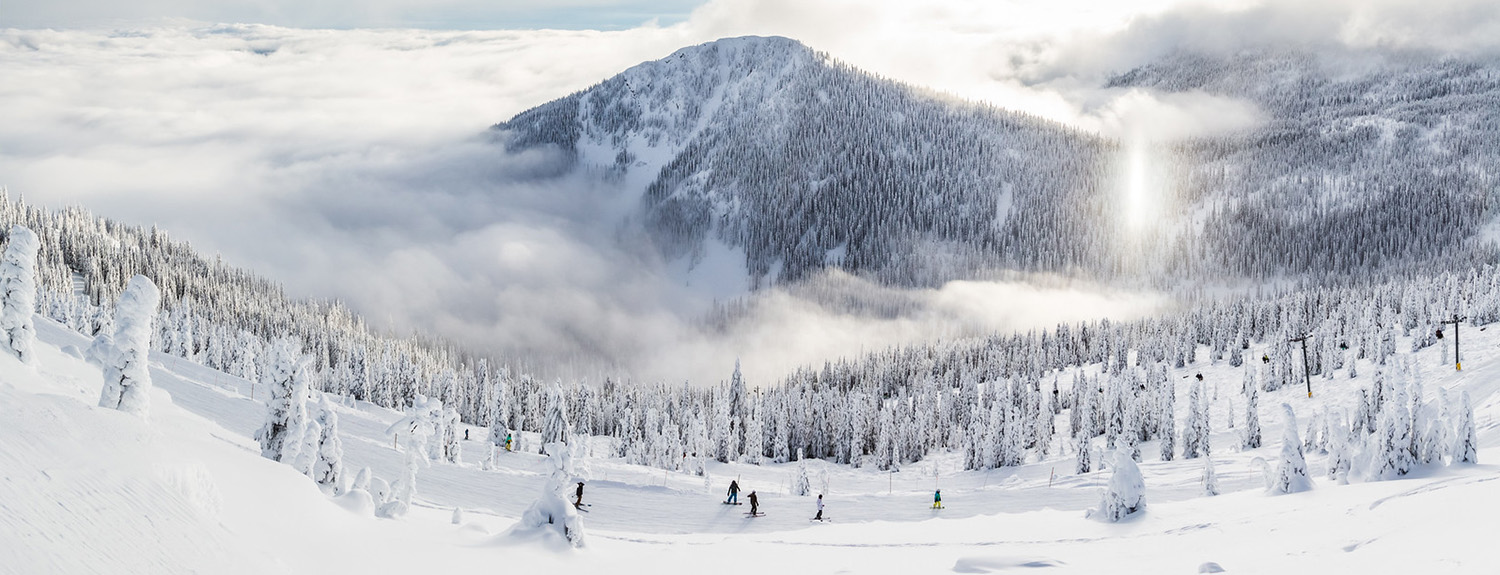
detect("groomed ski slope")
(3, 315), (1498, 574)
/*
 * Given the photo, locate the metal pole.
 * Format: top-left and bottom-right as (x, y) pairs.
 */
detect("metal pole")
(1289, 334), (1313, 398)
(1300, 338), (1311, 397)
(1455, 318), (1460, 370)
(1441, 315), (1466, 371)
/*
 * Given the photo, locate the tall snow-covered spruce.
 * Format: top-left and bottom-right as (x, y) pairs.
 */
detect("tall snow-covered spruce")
(0, 225), (40, 363)
(541, 381), (570, 447)
(92, 275), (160, 418)
(256, 337), (311, 462)
(1271, 404), (1313, 494)
(1454, 391), (1478, 464)
(312, 392), (345, 492)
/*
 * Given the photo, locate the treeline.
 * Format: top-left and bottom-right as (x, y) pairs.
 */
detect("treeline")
(3, 192), (1494, 476)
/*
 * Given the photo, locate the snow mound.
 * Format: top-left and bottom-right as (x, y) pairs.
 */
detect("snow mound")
(952, 556), (1064, 572)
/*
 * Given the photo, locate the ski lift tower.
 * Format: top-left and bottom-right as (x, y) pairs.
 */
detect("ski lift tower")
(1288, 334), (1314, 398)
(1438, 315), (1467, 371)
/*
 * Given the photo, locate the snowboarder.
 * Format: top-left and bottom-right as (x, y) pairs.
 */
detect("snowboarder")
(727, 479), (740, 504)
(748, 491), (760, 516)
(932, 489), (942, 509)
(575, 481), (585, 508)
(505, 433), (513, 452)
(464, 429), (470, 441)
(813, 494), (824, 521)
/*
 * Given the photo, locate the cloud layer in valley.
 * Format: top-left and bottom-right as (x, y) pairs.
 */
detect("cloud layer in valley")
(3, 0), (1499, 385)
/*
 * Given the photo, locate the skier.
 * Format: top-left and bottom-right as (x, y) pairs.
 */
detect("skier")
(748, 491), (760, 516)
(575, 481), (585, 508)
(814, 494), (824, 521)
(727, 479), (740, 504)
(932, 489), (942, 509)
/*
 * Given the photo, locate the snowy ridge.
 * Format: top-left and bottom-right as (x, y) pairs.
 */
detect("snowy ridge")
(498, 39), (1500, 290)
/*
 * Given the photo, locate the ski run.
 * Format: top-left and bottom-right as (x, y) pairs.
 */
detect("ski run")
(4, 282), (1498, 573)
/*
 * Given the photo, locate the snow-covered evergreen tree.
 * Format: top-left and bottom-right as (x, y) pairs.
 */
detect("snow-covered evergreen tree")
(1326, 411), (1352, 483)
(743, 400), (764, 465)
(312, 392), (345, 492)
(1370, 385), (1414, 480)
(293, 418), (322, 476)
(486, 371), (511, 467)
(541, 381), (570, 447)
(514, 441), (586, 548)
(1075, 434), (1092, 474)
(1271, 404), (1313, 494)
(1035, 386), (1055, 458)
(92, 275), (160, 418)
(1201, 456), (1219, 496)
(1454, 391), (1478, 464)
(793, 447), (813, 496)
(0, 225), (40, 363)
(379, 394), (441, 518)
(1090, 446), (1145, 522)
(255, 337), (311, 462)
(1182, 382), (1205, 459)
(1243, 383), (1262, 449)
(441, 406), (462, 464)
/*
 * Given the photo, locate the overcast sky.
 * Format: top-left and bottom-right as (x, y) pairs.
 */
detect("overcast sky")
(3, 0), (1499, 385)
(3, 0), (710, 30)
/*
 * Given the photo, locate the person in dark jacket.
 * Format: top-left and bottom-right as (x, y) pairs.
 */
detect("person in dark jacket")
(748, 491), (759, 516)
(727, 480), (740, 504)
(575, 482), (585, 508)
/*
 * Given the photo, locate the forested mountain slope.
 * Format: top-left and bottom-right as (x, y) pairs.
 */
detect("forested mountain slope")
(1118, 51), (1500, 280)
(496, 37), (1500, 288)
(495, 36), (1117, 289)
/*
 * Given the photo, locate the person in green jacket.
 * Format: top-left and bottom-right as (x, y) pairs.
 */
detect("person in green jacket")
(932, 489), (943, 509)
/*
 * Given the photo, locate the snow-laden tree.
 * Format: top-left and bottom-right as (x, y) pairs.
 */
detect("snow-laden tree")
(1325, 410), (1352, 483)
(1271, 404), (1313, 494)
(1158, 381), (1176, 461)
(312, 392), (345, 492)
(541, 381), (570, 447)
(728, 360), (748, 456)
(1454, 391), (1478, 464)
(293, 418), (322, 476)
(1075, 434), (1092, 474)
(0, 225), (40, 363)
(255, 337), (311, 462)
(441, 406), (462, 464)
(1035, 386), (1054, 458)
(380, 394), (441, 518)
(793, 447), (813, 496)
(512, 441), (586, 548)
(743, 401), (764, 465)
(1243, 382), (1262, 449)
(487, 371), (511, 467)
(92, 275), (160, 418)
(1090, 446), (1145, 522)
(1201, 456), (1219, 496)
(1182, 382), (1206, 459)
(1369, 386), (1414, 480)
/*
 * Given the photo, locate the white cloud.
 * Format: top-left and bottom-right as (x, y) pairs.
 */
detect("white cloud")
(2, 0), (1497, 384)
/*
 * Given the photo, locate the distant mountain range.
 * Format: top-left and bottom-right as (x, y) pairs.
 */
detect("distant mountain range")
(495, 36), (1500, 290)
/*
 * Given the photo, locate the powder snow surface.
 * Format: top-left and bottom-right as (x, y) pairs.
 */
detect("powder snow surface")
(2, 316), (1498, 574)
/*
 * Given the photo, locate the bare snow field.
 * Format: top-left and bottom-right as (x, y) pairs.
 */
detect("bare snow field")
(3, 316), (1498, 574)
